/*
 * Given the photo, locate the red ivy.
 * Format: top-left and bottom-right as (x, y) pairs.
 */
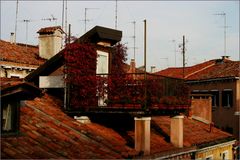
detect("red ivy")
(64, 43), (97, 108)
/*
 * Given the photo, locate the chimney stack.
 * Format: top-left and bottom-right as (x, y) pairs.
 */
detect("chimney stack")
(150, 66), (156, 73)
(129, 59), (136, 73)
(10, 32), (15, 44)
(134, 117), (151, 155)
(170, 115), (184, 148)
(37, 26), (64, 60)
(221, 56), (230, 60)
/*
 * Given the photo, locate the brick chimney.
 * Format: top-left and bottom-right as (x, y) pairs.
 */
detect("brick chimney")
(134, 117), (151, 155)
(129, 59), (136, 73)
(10, 32), (15, 44)
(37, 26), (64, 59)
(170, 115), (184, 148)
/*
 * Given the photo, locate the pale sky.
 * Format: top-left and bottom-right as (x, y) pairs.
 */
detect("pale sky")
(1, 1), (239, 71)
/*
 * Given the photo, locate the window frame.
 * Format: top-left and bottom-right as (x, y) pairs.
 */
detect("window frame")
(210, 90), (219, 107)
(1, 101), (20, 136)
(205, 155), (213, 160)
(222, 150), (229, 160)
(222, 89), (233, 107)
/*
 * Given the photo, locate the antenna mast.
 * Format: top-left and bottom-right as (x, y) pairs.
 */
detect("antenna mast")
(62, 0), (65, 31)
(132, 21), (136, 59)
(83, 8), (99, 33)
(214, 12), (228, 56)
(65, 0), (68, 35)
(14, 0), (19, 44)
(115, 0), (118, 29)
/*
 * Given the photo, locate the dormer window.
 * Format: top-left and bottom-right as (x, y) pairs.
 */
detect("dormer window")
(1, 101), (20, 135)
(1, 81), (41, 136)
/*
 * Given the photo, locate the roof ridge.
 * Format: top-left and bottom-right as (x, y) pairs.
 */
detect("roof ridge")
(185, 62), (215, 78)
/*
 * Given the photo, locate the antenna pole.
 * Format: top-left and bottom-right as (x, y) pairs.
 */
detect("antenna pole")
(182, 35), (185, 79)
(14, 0), (19, 44)
(84, 8), (87, 32)
(62, 0), (65, 31)
(223, 13), (226, 56)
(144, 19), (147, 110)
(132, 21), (136, 59)
(115, 0), (118, 29)
(65, 0), (68, 35)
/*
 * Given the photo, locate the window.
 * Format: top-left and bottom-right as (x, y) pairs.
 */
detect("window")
(222, 151), (228, 160)
(1, 101), (20, 135)
(210, 90), (219, 107)
(222, 90), (233, 107)
(205, 155), (213, 160)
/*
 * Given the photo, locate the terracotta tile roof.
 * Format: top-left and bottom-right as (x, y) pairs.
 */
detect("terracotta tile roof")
(1, 93), (137, 159)
(1, 85), (234, 159)
(187, 60), (240, 80)
(155, 58), (239, 80)
(37, 26), (64, 34)
(0, 40), (45, 65)
(152, 116), (233, 148)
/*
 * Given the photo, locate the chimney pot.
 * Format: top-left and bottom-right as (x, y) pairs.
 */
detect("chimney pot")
(170, 115), (184, 148)
(37, 26), (63, 59)
(134, 117), (151, 155)
(10, 32), (15, 44)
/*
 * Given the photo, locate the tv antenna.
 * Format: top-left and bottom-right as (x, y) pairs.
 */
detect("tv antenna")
(42, 14), (58, 25)
(178, 36), (188, 78)
(170, 39), (177, 67)
(131, 21), (138, 60)
(14, 0), (19, 44)
(80, 8), (99, 33)
(115, 0), (118, 29)
(19, 19), (37, 47)
(214, 12), (230, 56)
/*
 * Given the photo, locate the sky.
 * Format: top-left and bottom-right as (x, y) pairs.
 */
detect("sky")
(1, 1), (239, 71)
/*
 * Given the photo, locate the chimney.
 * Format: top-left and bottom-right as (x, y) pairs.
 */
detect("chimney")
(134, 117), (151, 155)
(129, 59), (136, 73)
(37, 26), (64, 60)
(170, 115), (184, 148)
(150, 66), (156, 73)
(10, 32), (15, 44)
(221, 56), (230, 60)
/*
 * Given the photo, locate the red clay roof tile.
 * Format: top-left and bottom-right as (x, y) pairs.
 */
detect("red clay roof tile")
(0, 40), (45, 65)
(37, 26), (64, 34)
(155, 58), (239, 80)
(1, 91), (234, 159)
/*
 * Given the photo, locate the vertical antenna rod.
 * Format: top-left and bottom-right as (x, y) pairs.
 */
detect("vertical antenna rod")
(171, 39), (177, 67)
(182, 35), (185, 79)
(62, 0), (65, 31)
(214, 12), (228, 56)
(14, 0), (19, 44)
(115, 0), (118, 29)
(83, 8), (99, 33)
(144, 19), (147, 110)
(65, 0), (68, 35)
(133, 21), (136, 60)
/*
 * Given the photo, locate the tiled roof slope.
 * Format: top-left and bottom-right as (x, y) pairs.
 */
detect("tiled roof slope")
(155, 58), (239, 80)
(152, 116), (232, 148)
(0, 40), (45, 65)
(187, 60), (240, 80)
(1, 94), (137, 159)
(37, 26), (64, 34)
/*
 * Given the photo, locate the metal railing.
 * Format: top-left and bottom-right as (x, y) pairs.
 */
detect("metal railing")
(66, 73), (190, 111)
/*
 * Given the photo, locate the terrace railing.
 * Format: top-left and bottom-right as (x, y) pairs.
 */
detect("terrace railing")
(66, 73), (190, 113)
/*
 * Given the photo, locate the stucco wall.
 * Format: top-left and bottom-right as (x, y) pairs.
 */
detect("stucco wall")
(188, 79), (239, 139)
(191, 97), (212, 122)
(196, 143), (233, 160)
(39, 30), (62, 60)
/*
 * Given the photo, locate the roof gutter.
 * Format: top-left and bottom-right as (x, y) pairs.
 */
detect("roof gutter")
(186, 77), (239, 84)
(196, 140), (236, 153)
(153, 148), (197, 160)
